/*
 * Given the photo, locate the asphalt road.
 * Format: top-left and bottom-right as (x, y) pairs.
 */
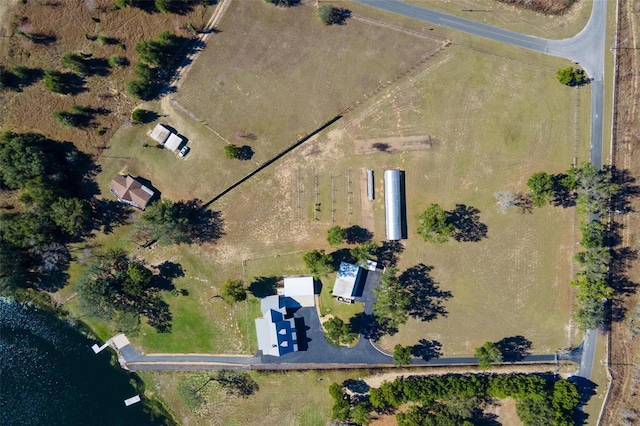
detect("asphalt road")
(352, 0), (607, 380)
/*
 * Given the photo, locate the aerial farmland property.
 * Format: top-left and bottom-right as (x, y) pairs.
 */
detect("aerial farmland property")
(2, 0), (636, 425)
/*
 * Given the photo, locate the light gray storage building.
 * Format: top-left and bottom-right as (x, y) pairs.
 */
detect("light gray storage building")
(384, 169), (402, 240)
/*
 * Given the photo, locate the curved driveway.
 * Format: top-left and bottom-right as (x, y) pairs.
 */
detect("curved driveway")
(353, 0), (607, 379)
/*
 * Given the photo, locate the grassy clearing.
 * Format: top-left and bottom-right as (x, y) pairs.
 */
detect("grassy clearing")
(141, 369), (371, 426)
(398, 0), (591, 39)
(175, 0), (441, 166)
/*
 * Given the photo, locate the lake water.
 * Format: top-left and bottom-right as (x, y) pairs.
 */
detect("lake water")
(0, 299), (169, 425)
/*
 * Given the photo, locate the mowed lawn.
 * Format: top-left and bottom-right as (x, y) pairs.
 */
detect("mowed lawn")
(175, 0), (441, 166)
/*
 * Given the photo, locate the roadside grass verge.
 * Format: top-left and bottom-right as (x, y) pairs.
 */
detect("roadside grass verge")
(389, 0), (592, 39)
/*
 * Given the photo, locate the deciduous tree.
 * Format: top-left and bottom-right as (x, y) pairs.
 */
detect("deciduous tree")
(417, 204), (454, 243)
(373, 267), (411, 331)
(221, 279), (247, 304)
(302, 249), (335, 278)
(392, 344), (412, 366)
(474, 341), (502, 369)
(327, 225), (346, 245)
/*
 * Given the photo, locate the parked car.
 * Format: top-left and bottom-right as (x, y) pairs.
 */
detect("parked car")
(179, 145), (190, 157)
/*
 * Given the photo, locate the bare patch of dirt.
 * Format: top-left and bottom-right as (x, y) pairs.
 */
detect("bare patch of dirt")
(484, 397), (523, 426)
(355, 135), (437, 155)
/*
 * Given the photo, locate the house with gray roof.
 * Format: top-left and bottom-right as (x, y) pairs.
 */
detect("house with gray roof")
(255, 295), (298, 357)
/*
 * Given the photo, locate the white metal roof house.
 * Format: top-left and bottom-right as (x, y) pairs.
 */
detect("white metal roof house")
(332, 262), (366, 301)
(283, 276), (315, 308)
(255, 295), (298, 357)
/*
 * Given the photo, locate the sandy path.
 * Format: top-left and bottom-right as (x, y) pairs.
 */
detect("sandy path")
(0, 0), (18, 39)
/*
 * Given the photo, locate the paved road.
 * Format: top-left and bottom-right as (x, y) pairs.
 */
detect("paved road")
(353, 0), (607, 380)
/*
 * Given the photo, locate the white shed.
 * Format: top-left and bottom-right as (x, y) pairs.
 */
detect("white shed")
(164, 133), (183, 152)
(284, 276), (315, 307)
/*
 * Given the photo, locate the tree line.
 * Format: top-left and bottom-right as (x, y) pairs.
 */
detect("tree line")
(526, 163), (618, 330)
(329, 373), (580, 426)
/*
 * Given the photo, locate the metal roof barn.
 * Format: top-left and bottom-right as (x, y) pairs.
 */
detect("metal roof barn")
(384, 169), (402, 240)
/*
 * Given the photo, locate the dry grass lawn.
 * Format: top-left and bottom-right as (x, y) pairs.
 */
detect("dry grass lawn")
(402, 0), (592, 39)
(0, 0), (211, 152)
(175, 0), (442, 166)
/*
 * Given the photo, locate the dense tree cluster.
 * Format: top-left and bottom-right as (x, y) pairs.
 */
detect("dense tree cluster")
(318, 5), (351, 25)
(76, 249), (171, 333)
(221, 279), (247, 304)
(372, 266), (411, 331)
(135, 198), (222, 246)
(329, 382), (372, 424)
(364, 374), (579, 426)
(323, 316), (357, 346)
(417, 203), (487, 243)
(127, 32), (186, 100)
(572, 218), (611, 330)
(0, 133), (91, 294)
(417, 203), (454, 243)
(474, 341), (503, 369)
(302, 249), (334, 278)
(326, 225), (347, 245)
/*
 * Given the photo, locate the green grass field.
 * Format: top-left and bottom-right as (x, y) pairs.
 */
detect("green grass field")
(141, 369), (371, 426)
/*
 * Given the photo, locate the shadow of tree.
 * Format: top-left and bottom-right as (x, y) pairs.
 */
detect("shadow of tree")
(569, 376), (597, 425)
(345, 225), (373, 244)
(611, 166), (640, 214)
(238, 145), (254, 161)
(152, 261), (184, 291)
(400, 264), (452, 321)
(354, 312), (396, 341)
(92, 199), (132, 234)
(177, 199), (225, 244)
(376, 240), (404, 267)
(330, 248), (355, 270)
(411, 339), (442, 361)
(248, 276), (278, 298)
(552, 173), (577, 208)
(496, 335), (532, 361)
(141, 294), (172, 333)
(448, 204), (488, 242)
(609, 246), (638, 324)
